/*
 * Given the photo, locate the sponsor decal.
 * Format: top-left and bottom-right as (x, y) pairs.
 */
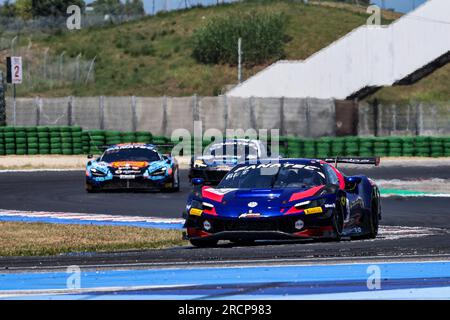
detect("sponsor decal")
(239, 211), (261, 218)
(110, 161), (149, 168)
(248, 201), (258, 208)
(304, 207), (323, 215)
(189, 208), (203, 216)
(325, 203), (336, 208)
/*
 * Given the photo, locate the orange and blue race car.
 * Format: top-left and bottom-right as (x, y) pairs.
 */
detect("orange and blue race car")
(183, 157), (381, 247)
(85, 143), (179, 192)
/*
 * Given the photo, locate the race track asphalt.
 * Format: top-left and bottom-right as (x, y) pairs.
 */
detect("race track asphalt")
(0, 166), (450, 269)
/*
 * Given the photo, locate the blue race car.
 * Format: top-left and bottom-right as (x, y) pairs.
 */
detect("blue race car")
(85, 143), (179, 192)
(183, 157), (381, 247)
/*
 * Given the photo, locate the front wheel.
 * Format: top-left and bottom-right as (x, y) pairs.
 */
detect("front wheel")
(189, 238), (218, 248)
(331, 197), (345, 241)
(365, 196), (380, 239)
(163, 169), (180, 192)
(352, 194), (380, 240)
(85, 183), (100, 193)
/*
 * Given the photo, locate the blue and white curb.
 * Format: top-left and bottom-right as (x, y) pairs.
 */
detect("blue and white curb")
(0, 209), (184, 229)
(1, 261), (450, 300)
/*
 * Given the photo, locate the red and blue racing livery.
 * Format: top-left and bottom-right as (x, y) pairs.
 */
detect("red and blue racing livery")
(183, 157), (381, 247)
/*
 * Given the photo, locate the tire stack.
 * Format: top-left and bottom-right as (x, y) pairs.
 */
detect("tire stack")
(344, 137), (359, 156)
(82, 131), (90, 154)
(135, 131), (152, 143)
(105, 131), (122, 144)
(4, 127), (15, 155)
(302, 139), (316, 158)
(430, 137), (444, 158)
(37, 127), (50, 155)
(278, 136), (289, 158)
(122, 131), (136, 143)
(49, 127), (62, 155)
(72, 127), (83, 154)
(401, 137), (415, 157)
(26, 127), (39, 155)
(373, 138), (388, 157)
(287, 136), (302, 158)
(444, 137), (450, 157)
(316, 137), (331, 158)
(0, 127), (5, 155)
(87, 130), (106, 154)
(358, 137), (374, 157)
(60, 127), (74, 155)
(414, 136), (430, 157)
(387, 137), (403, 157)
(14, 127), (27, 155)
(330, 137), (345, 157)
(152, 135), (171, 154)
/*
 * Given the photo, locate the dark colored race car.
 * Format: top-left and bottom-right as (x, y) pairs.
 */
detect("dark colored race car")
(189, 139), (268, 185)
(85, 143), (180, 192)
(183, 157), (381, 247)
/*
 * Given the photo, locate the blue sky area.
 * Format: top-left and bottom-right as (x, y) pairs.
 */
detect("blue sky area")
(0, 0), (428, 14)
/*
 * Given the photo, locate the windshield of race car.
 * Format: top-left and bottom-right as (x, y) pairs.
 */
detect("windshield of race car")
(206, 141), (259, 159)
(101, 147), (161, 162)
(218, 163), (327, 189)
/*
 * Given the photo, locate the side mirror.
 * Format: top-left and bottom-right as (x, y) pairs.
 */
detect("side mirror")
(192, 178), (205, 186)
(87, 154), (93, 159)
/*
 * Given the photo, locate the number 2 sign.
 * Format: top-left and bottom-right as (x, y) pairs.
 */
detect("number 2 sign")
(6, 56), (23, 84)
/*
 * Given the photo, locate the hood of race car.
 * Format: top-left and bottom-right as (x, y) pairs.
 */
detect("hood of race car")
(200, 185), (325, 218)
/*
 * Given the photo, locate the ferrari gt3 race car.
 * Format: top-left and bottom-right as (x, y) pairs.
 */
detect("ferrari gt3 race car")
(189, 138), (268, 185)
(183, 157), (381, 247)
(85, 143), (179, 192)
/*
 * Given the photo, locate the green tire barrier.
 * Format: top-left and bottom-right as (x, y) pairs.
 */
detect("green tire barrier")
(3, 127), (450, 158)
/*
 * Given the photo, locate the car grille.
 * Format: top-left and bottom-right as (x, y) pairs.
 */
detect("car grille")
(210, 218), (297, 233)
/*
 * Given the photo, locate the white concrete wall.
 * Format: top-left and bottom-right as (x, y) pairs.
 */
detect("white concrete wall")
(227, 0), (450, 99)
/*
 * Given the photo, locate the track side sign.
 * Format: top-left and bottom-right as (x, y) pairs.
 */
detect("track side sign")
(6, 56), (23, 84)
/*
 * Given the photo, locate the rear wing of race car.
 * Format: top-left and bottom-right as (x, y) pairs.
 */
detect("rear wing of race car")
(319, 157), (380, 167)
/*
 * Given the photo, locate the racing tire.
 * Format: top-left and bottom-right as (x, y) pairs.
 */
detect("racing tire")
(189, 238), (218, 248)
(356, 194), (380, 240)
(85, 183), (100, 193)
(331, 196), (345, 241)
(163, 169), (180, 192)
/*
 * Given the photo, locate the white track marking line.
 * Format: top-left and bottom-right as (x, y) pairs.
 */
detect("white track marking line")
(0, 209), (184, 224)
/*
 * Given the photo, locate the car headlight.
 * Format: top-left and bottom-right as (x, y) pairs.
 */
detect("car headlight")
(194, 159), (207, 168)
(90, 168), (107, 177)
(150, 167), (167, 176)
(294, 197), (327, 209)
(202, 202), (214, 210)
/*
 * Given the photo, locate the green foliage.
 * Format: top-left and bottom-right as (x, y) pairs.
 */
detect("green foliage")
(0, 0), (16, 18)
(92, 0), (145, 16)
(192, 11), (288, 66)
(31, 0), (85, 17)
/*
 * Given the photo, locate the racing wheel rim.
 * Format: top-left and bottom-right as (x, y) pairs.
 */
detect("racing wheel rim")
(333, 197), (345, 237)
